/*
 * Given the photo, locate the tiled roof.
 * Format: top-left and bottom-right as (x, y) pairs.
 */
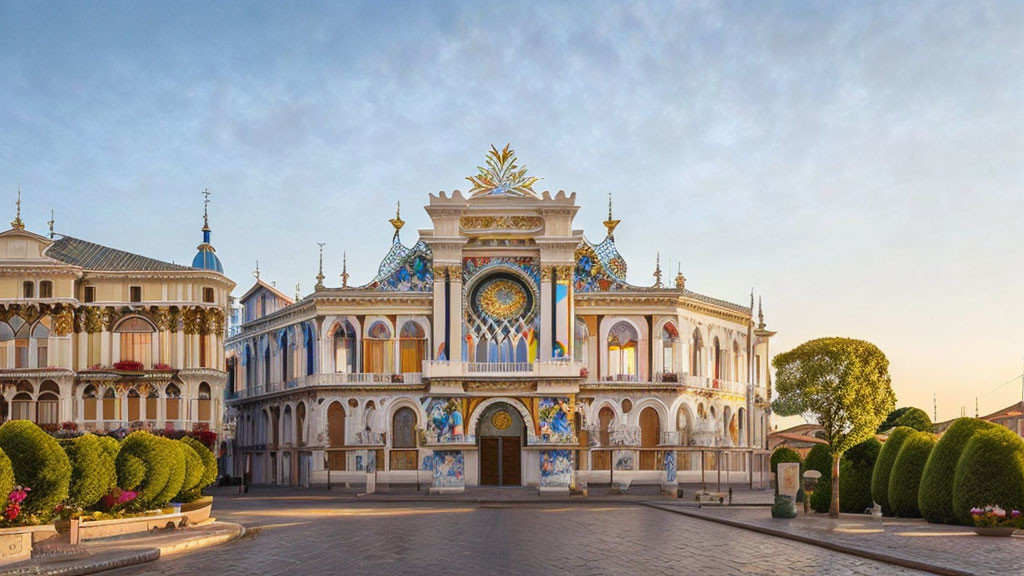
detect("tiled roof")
(46, 236), (191, 272)
(682, 289), (752, 314)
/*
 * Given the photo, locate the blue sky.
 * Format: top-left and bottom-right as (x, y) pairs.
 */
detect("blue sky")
(2, 1), (1022, 421)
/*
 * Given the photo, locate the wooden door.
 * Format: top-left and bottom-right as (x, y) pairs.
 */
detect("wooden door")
(501, 437), (521, 486)
(480, 437), (500, 485)
(639, 407), (661, 470)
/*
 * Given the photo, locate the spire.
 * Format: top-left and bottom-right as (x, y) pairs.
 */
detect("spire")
(653, 252), (663, 287)
(603, 193), (620, 237)
(192, 188), (223, 272)
(47, 209), (54, 239)
(340, 251), (349, 288)
(315, 242), (326, 290)
(253, 260), (261, 280)
(389, 201), (405, 240)
(750, 289), (755, 311)
(757, 296), (766, 329)
(11, 188), (24, 231)
(675, 263), (686, 290)
(295, 283), (301, 302)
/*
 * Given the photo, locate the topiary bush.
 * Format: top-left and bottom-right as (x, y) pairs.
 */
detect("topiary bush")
(839, 437), (881, 514)
(116, 431), (186, 511)
(175, 440), (205, 503)
(179, 436), (217, 502)
(0, 448), (15, 506)
(918, 418), (998, 524)
(0, 420), (71, 518)
(893, 408), (933, 433)
(97, 435), (121, 463)
(871, 426), (915, 515)
(805, 444), (832, 513)
(64, 434), (117, 510)
(952, 426), (1024, 525)
(887, 431), (935, 517)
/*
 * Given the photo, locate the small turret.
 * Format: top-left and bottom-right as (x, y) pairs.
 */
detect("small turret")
(192, 189), (224, 273)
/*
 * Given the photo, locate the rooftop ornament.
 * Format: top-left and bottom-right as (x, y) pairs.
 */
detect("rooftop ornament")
(466, 144), (540, 198)
(11, 188), (24, 231)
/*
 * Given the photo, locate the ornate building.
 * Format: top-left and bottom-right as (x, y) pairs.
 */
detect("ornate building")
(225, 146), (775, 492)
(0, 192), (234, 437)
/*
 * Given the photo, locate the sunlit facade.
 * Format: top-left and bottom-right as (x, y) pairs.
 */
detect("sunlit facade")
(224, 147), (776, 492)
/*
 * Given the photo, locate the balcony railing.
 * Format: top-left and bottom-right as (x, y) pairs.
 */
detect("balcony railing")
(422, 360), (584, 379)
(230, 372), (423, 401)
(592, 373), (750, 395)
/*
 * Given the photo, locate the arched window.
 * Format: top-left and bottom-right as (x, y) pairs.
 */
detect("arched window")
(712, 336), (722, 381)
(607, 321), (638, 380)
(398, 321), (426, 373)
(390, 406), (418, 470)
(37, 381), (59, 426)
(282, 405), (294, 445)
(303, 324), (315, 376)
(83, 385), (98, 421)
(732, 340), (741, 382)
(364, 321), (392, 374)
(660, 322), (678, 377)
(11, 382), (33, 421)
(165, 383), (181, 421)
(146, 388), (158, 424)
(639, 407), (661, 470)
(31, 318), (50, 368)
(279, 329), (291, 383)
(102, 387), (118, 423)
(690, 328), (704, 376)
(0, 322), (13, 369)
(12, 317), (29, 369)
(127, 389), (141, 422)
(593, 406), (615, 471)
(333, 321), (357, 374)
(198, 382), (212, 422)
(296, 402), (306, 446)
(574, 318), (589, 368)
(327, 401), (346, 470)
(262, 342), (270, 386)
(22, 281), (33, 299)
(244, 345), (255, 389)
(116, 317), (155, 368)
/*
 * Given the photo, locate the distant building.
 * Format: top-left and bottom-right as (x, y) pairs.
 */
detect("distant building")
(768, 423), (826, 457)
(980, 401), (1024, 438)
(0, 192), (234, 436)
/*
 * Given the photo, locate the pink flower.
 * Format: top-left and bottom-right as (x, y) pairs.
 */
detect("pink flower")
(5, 504), (20, 522)
(118, 491), (137, 504)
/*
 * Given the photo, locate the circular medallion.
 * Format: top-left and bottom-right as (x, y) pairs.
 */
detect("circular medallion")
(477, 278), (528, 321)
(491, 410), (512, 430)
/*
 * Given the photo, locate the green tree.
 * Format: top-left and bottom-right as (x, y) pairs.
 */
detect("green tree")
(772, 337), (895, 518)
(887, 431), (935, 517)
(893, 407), (933, 433)
(871, 426), (916, 515)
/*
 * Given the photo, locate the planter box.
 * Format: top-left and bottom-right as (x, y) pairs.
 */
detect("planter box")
(0, 525), (56, 566)
(974, 526), (1017, 537)
(180, 497), (213, 525)
(76, 512), (185, 542)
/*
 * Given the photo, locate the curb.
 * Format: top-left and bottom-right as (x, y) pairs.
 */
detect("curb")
(0, 549), (161, 576)
(157, 522), (246, 557)
(641, 502), (974, 576)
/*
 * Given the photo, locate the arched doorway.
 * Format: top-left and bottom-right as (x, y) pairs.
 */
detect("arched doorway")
(639, 407), (661, 470)
(477, 402), (525, 486)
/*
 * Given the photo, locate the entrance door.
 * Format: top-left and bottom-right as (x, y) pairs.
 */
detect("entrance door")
(477, 403), (525, 486)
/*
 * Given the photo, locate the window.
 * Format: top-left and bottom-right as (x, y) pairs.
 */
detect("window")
(660, 323), (679, 376)
(33, 320), (49, 368)
(203, 287), (215, 303)
(39, 281), (53, 299)
(22, 281), (33, 299)
(364, 321), (392, 374)
(165, 383), (181, 421)
(198, 382), (211, 421)
(607, 321), (639, 380)
(333, 321), (357, 373)
(129, 286), (142, 303)
(11, 393), (32, 421)
(398, 321), (426, 373)
(83, 286), (95, 303)
(12, 317), (29, 369)
(116, 317), (155, 368)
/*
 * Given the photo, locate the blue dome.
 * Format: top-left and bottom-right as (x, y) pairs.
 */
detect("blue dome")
(193, 247), (224, 273)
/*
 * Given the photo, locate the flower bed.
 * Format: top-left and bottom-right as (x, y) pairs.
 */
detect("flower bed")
(970, 505), (1022, 536)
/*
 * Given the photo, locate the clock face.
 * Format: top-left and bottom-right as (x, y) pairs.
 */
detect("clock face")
(470, 273), (535, 324)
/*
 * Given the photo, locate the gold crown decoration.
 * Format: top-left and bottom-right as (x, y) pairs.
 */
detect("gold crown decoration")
(466, 144), (540, 198)
(603, 193), (620, 236)
(389, 201), (405, 239)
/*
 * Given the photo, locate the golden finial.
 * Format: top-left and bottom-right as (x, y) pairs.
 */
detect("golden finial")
(11, 188), (24, 231)
(675, 264), (686, 290)
(340, 251), (349, 288)
(603, 193), (620, 237)
(389, 201), (405, 239)
(253, 260), (261, 280)
(315, 242), (326, 290)
(47, 209), (55, 239)
(653, 252), (663, 287)
(466, 143), (540, 198)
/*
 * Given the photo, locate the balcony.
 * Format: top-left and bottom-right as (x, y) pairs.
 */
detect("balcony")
(422, 360), (584, 379)
(590, 373), (750, 395)
(229, 372), (424, 402)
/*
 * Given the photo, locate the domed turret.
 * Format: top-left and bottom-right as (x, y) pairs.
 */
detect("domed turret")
(192, 189), (224, 273)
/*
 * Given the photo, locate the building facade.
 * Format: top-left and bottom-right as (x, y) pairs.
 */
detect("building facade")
(225, 146), (775, 492)
(0, 194), (234, 437)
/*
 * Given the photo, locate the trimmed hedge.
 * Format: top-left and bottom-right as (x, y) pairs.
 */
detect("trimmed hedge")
(116, 431), (185, 511)
(175, 441), (205, 502)
(887, 432), (935, 517)
(0, 448), (14, 506)
(805, 444), (832, 513)
(97, 436), (121, 463)
(180, 436), (217, 502)
(871, 426), (915, 515)
(893, 408), (932, 433)
(64, 434), (117, 510)
(771, 447), (802, 475)
(918, 418), (998, 524)
(839, 438), (881, 514)
(0, 420), (71, 518)
(952, 426), (1024, 525)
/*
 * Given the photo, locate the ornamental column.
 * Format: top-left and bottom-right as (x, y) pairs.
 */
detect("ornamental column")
(539, 266), (553, 362)
(555, 264), (574, 360)
(447, 265), (463, 362)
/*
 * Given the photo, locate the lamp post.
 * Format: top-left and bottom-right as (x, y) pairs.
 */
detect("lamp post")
(802, 470), (822, 513)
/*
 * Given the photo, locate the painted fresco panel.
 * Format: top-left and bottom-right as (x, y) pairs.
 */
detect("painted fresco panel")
(540, 449), (573, 488)
(538, 397), (574, 443)
(665, 450), (677, 483)
(431, 450), (465, 488)
(423, 398), (466, 443)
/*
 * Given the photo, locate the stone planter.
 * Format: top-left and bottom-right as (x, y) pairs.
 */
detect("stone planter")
(181, 497), (214, 525)
(974, 526), (1017, 537)
(0, 525), (57, 566)
(75, 512), (185, 542)
(771, 494), (797, 519)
